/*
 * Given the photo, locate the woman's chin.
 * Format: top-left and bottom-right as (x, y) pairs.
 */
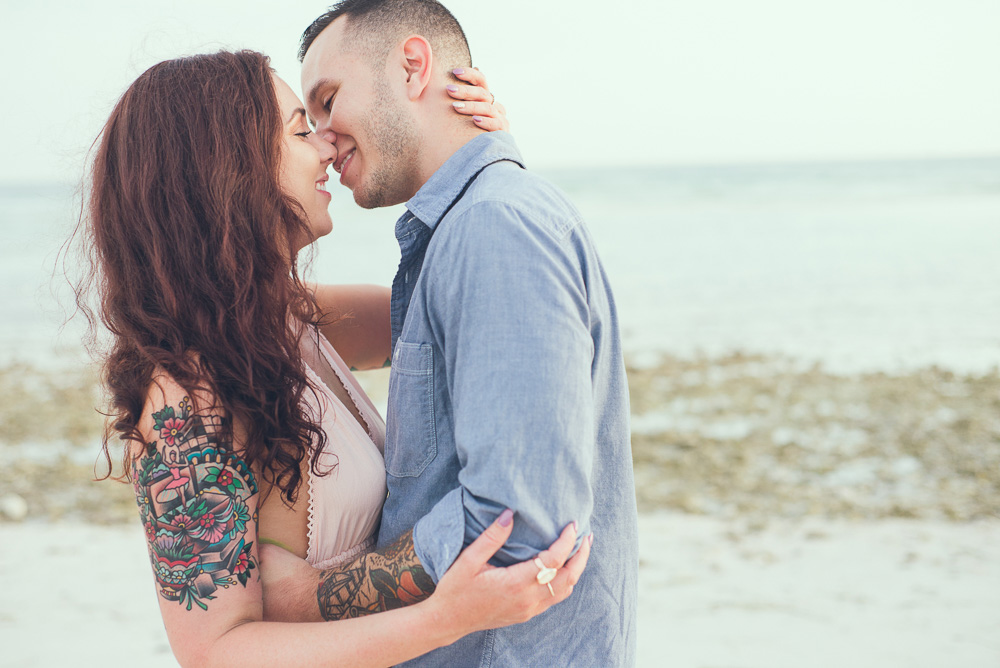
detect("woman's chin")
(314, 218), (334, 240)
(299, 219), (333, 249)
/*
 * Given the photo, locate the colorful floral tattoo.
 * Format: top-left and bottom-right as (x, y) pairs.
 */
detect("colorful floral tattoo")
(132, 397), (259, 611)
(316, 530), (435, 620)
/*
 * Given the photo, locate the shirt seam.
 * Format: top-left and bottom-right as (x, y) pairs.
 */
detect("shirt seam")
(479, 628), (495, 667)
(405, 133), (523, 225)
(444, 197), (583, 242)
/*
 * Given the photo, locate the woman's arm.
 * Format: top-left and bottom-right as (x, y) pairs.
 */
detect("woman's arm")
(260, 522), (587, 624)
(310, 283), (391, 371)
(216, 521), (585, 666)
(133, 373), (588, 668)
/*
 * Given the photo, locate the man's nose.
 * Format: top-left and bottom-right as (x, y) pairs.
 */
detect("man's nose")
(312, 134), (337, 164)
(319, 129), (337, 145)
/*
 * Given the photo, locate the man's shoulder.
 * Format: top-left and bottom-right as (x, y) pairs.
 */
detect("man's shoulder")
(449, 162), (583, 239)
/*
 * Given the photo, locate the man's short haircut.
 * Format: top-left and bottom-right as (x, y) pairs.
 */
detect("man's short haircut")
(298, 0), (472, 71)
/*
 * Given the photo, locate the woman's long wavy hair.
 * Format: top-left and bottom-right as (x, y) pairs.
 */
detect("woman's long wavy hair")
(78, 50), (326, 503)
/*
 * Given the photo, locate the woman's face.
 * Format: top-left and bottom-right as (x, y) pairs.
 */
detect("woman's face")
(274, 75), (337, 250)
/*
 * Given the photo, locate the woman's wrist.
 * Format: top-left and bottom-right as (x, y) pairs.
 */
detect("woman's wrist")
(412, 593), (467, 649)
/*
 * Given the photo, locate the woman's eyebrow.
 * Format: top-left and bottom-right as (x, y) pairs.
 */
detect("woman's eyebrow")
(287, 108), (306, 123)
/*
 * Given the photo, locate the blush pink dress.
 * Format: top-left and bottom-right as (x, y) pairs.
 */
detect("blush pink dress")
(300, 332), (387, 569)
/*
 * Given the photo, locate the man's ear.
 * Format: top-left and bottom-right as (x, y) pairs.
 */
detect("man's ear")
(400, 35), (433, 101)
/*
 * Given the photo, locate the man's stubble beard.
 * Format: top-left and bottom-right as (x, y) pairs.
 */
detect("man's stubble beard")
(354, 83), (419, 209)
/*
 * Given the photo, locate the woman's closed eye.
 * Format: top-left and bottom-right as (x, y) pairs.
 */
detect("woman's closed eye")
(295, 130), (313, 138)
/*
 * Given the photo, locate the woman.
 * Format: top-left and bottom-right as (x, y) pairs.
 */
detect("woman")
(82, 49), (588, 666)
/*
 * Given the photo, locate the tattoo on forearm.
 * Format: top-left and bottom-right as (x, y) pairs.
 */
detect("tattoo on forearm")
(132, 397), (259, 611)
(316, 530), (435, 620)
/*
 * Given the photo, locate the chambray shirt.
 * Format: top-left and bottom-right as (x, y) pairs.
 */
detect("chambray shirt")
(378, 132), (637, 667)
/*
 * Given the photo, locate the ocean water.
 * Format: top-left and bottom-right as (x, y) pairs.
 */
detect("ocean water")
(3, 157), (999, 373)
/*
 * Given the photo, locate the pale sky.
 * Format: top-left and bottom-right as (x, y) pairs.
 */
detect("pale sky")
(2, 0), (998, 182)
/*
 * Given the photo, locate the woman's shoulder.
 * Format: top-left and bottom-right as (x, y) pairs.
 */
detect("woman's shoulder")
(134, 363), (237, 459)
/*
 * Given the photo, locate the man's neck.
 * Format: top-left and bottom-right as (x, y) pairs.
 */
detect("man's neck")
(408, 121), (488, 199)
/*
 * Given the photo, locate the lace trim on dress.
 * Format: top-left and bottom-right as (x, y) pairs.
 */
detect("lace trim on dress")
(314, 328), (377, 442)
(301, 360), (330, 567)
(305, 458), (319, 566)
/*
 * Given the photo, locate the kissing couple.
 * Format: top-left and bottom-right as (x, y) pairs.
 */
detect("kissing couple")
(84, 0), (637, 665)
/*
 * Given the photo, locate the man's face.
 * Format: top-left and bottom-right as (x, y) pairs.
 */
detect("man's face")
(301, 18), (419, 209)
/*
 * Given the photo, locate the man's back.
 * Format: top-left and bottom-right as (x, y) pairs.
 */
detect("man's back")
(381, 132), (637, 666)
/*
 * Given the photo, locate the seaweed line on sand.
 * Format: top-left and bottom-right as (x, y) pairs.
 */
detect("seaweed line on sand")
(629, 352), (1000, 522)
(1, 354), (999, 524)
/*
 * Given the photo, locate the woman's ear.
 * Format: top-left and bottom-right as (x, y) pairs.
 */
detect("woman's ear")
(401, 35), (433, 101)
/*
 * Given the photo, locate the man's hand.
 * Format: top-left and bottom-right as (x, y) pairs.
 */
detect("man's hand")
(259, 543), (324, 622)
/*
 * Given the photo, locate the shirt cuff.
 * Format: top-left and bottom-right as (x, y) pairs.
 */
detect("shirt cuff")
(412, 487), (466, 583)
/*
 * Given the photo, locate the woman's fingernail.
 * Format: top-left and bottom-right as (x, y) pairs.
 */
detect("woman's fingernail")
(572, 521), (579, 533)
(588, 533), (595, 546)
(446, 84), (459, 93)
(452, 101), (466, 109)
(498, 509), (514, 527)
(473, 116), (485, 123)
(453, 68), (465, 76)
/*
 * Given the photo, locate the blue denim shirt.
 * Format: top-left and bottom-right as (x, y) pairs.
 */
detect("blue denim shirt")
(379, 132), (637, 667)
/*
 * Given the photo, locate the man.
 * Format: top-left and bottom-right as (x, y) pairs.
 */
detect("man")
(269, 0), (638, 664)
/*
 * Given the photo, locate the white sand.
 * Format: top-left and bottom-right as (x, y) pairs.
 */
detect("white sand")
(1, 514), (998, 667)
(636, 513), (1000, 668)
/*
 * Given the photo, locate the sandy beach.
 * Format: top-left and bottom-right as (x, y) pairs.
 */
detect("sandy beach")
(2, 355), (999, 666)
(2, 514), (998, 667)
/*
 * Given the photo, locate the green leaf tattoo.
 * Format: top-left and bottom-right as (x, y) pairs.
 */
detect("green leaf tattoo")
(132, 397), (259, 611)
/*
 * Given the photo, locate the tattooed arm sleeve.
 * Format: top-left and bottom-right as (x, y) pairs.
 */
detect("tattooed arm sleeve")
(130, 377), (265, 664)
(316, 529), (435, 621)
(134, 400), (258, 610)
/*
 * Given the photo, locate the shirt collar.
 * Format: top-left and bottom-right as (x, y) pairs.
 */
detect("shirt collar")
(405, 131), (525, 230)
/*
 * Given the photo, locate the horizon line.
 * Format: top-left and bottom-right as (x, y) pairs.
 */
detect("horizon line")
(2, 152), (999, 190)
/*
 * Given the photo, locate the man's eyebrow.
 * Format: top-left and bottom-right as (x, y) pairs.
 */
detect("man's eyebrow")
(306, 78), (337, 106)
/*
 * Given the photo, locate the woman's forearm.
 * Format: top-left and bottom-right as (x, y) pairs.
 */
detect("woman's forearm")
(197, 604), (458, 668)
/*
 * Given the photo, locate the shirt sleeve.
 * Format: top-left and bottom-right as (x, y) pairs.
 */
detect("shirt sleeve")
(412, 198), (596, 582)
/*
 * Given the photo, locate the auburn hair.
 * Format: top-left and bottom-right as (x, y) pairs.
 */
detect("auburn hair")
(80, 49), (327, 503)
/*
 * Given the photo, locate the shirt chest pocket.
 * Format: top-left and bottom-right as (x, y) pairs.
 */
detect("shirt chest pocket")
(385, 341), (438, 477)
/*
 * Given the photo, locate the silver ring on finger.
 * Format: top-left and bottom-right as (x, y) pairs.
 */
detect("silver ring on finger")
(533, 558), (557, 597)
